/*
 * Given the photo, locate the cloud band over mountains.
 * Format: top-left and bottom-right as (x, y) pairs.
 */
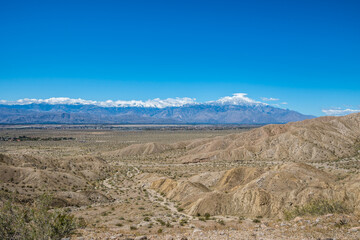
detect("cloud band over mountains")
(2, 94), (358, 117)
(0, 93), (266, 108)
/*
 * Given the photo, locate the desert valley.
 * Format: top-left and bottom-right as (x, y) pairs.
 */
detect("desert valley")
(2, 1), (360, 239)
(1, 113), (359, 239)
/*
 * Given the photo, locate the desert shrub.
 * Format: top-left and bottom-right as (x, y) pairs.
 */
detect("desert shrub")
(0, 194), (79, 240)
(217, 219), (225, 225)
(179, 219), (187, 226)
(156, 219), (166, 226)
(283, 199), (351, 220)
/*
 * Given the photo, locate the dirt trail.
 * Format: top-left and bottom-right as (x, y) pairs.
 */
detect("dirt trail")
(102, 164), (193, 219)
(146, 188), (193, 219)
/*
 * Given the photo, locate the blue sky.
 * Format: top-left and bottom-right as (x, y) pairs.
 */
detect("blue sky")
(1, 0), (359, 116)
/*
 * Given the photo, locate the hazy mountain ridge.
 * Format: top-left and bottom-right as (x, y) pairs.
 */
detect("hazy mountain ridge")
(0, 103), (313, 124)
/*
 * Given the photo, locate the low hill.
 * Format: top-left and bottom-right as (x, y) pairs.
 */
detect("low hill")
(0, 153), (111, 206)
(148, 163), (359, 218)
(113, 113), (360, 162)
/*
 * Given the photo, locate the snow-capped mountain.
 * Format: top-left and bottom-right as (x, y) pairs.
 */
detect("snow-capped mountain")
(0, 94), (314, 124)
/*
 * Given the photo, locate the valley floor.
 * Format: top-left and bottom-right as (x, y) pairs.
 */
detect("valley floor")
(0, 125), (359, 239)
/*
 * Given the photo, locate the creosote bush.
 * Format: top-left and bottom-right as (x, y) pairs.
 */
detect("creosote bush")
(0, 194), (82, 240)
(283, 199), (351, 220)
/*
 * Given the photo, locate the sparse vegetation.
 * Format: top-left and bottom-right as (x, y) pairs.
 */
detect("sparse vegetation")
(1, 122), (360, 239)
(156, 219), (166, 226)
(284, 199), (352, 220)
(0, 194), (79, 240)
(179, 219), (188, 226)
(217, 219), (225, 225)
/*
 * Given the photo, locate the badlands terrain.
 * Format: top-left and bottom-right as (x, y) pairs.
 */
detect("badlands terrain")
(0, 114), (360, 239)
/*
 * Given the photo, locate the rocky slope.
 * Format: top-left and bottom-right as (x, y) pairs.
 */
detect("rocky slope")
(114, 113), (360, 162)
(148, 163), (359, 218)
(0, 153), (111, 206)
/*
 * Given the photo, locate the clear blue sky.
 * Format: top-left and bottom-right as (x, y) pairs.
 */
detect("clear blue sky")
(1, 0), (359, 116)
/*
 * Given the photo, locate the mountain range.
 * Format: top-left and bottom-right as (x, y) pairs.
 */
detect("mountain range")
(0, 94), (314, 124)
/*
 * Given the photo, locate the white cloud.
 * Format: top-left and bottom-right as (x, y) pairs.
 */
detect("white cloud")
(0, 93), (271, 108)
(281, 102), (288, 105)
(322, 108), (360, 116)
(261, 97), (279, 101)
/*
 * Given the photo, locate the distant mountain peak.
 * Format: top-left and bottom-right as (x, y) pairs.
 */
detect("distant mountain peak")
(0, 93), (315, 124)
(209, 93), (265, 106)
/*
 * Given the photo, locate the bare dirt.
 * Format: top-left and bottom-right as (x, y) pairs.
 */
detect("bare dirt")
(0, 115), (359, 239)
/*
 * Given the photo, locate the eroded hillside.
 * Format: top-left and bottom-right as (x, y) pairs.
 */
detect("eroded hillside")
(113, 113), (360, 163)
(0, 120), (359, 239)
(146, 163), (360, 218)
